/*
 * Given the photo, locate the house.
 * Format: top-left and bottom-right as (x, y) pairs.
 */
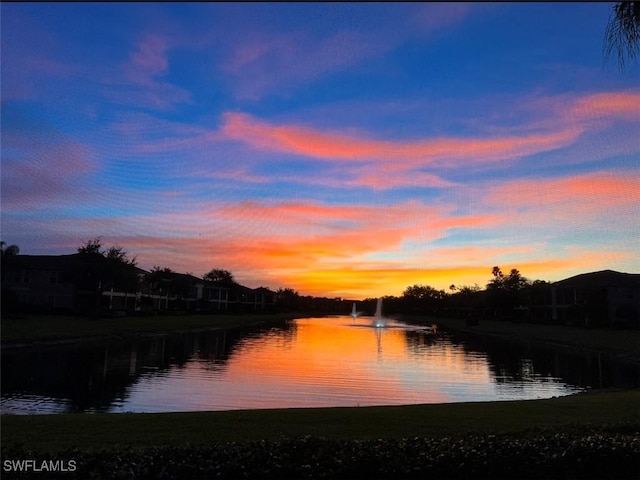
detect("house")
(1, 254), (77, 313)
(238, 286), (276, 313)
(170, 273), (230, 312)
(551, 270), (640, 328)
(1, 253), (275, 315)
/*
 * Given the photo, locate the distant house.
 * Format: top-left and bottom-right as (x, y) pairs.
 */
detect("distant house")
(174, 273), (230, 312)
(551, 270), (640, 328)
(240, 286), (277, 313)
(2, 253), (275, 316)
(2, 253), (144, 314)
(1, 254), (77, 313)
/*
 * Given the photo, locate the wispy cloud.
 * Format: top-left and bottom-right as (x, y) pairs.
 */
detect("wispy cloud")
(485, 170), (640, 222)
(220, 3), (476, 101)
(567, 91), (640, 122)
(82, 199), (500, 292)
(413, 3), (476, 32)
(0, 9), (79, 102)
(103, 33), (191, 110)
(220, 111), (580, 166)
(223, 30), (384, 101)
(1, 125), (96, 211)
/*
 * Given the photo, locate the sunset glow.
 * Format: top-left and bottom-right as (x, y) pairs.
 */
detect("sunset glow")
(2, 3), (639, 299)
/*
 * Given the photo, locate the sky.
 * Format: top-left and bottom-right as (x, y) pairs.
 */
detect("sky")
(1, 3), (639, 300)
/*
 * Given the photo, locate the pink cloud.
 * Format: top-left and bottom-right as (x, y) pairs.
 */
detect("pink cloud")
(0, 9), (80, 102)
(113, 200), (500, 282)
(220, 111), (581, 167)
(1, 129), (96, 211)
(216, 89), (638, 191)
(221, 4), (478, 101)
(415, 3), (475, 32)
(569, 91), (640, 121)
(1, 51), (79, 102)
(479, 170), (640, 258)
(487, 171), (640, 213)
(126, 34), (170, 83)
(103, 33), (191, 110)
(223, 30), (381, 100)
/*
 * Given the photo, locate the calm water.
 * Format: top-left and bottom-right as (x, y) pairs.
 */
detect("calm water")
(2, 316), (638, 414)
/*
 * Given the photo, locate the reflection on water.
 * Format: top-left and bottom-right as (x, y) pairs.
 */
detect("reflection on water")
(2, 316), (638, 414)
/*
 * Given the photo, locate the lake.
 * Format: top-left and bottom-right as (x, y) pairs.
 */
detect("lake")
(2, 316), (638, 414)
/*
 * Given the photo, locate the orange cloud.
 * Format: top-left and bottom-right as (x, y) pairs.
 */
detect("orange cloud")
(115, 226), (633, 299)
(113, 199), (500, 294)
(107, 168), (638, 299)
(272, 251), (632, 299)
(221, 112), (580, 167)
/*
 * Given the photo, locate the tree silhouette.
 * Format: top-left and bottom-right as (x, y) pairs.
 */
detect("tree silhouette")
(487, 266), (529, 291)
(604, 1), (640, 70)
(75, 238), (139, 297)
(204, 268), (236, 285)
(276, 287), (300, 312)
(77, 237), (103, 256)
(1, 241), (20, 258)
(146, 266), (175, 292)
(403, 284), (445, 300)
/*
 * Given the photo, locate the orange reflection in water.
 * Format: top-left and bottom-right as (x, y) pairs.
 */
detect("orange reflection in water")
(211, 317), (493, 408)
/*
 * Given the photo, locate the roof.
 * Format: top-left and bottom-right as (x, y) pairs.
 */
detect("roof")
(4, 254), (81, 270)
(4, 254), (271, 293)
(5, 254), (149, 276)
(553, 270), (640, 289)
(253, 286), (276, 294)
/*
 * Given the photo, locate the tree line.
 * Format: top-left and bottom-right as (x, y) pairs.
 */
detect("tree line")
(2, 238), (550, 320)
(353, 266), (551, 323)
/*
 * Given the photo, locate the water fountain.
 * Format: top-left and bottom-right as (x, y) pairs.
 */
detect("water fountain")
(350, 302), (359, 319)
(372, 298), (386, 328)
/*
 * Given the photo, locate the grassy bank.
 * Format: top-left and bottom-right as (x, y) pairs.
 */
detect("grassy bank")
(4, 313), (639, 361)
(2, 390), (638, 453)
(0, 313), (296, 346)
(403, 315), (640, 363)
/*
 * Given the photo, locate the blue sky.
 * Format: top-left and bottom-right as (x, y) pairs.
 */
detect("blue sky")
(2, 3), (639, 299)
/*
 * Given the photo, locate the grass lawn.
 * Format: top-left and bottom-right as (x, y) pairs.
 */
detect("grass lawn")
(0, 313), (296, 345)
(2, 390), (639, 453)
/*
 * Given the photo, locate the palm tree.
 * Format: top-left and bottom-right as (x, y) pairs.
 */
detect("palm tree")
(604, 1), (640, 70)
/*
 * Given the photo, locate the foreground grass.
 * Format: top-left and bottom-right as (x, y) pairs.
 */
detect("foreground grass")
(0, 313), (296, 345)
(2, 391), (639, 479)
(2, 390), (638, 453)
(3, 431), (638, 479)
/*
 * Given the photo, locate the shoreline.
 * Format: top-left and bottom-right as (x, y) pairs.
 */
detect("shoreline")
(3, 313), (639, 365)
(0, 313), (297, 350)
(400, 314), (640, 365)
(2, 389), (638, 453)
